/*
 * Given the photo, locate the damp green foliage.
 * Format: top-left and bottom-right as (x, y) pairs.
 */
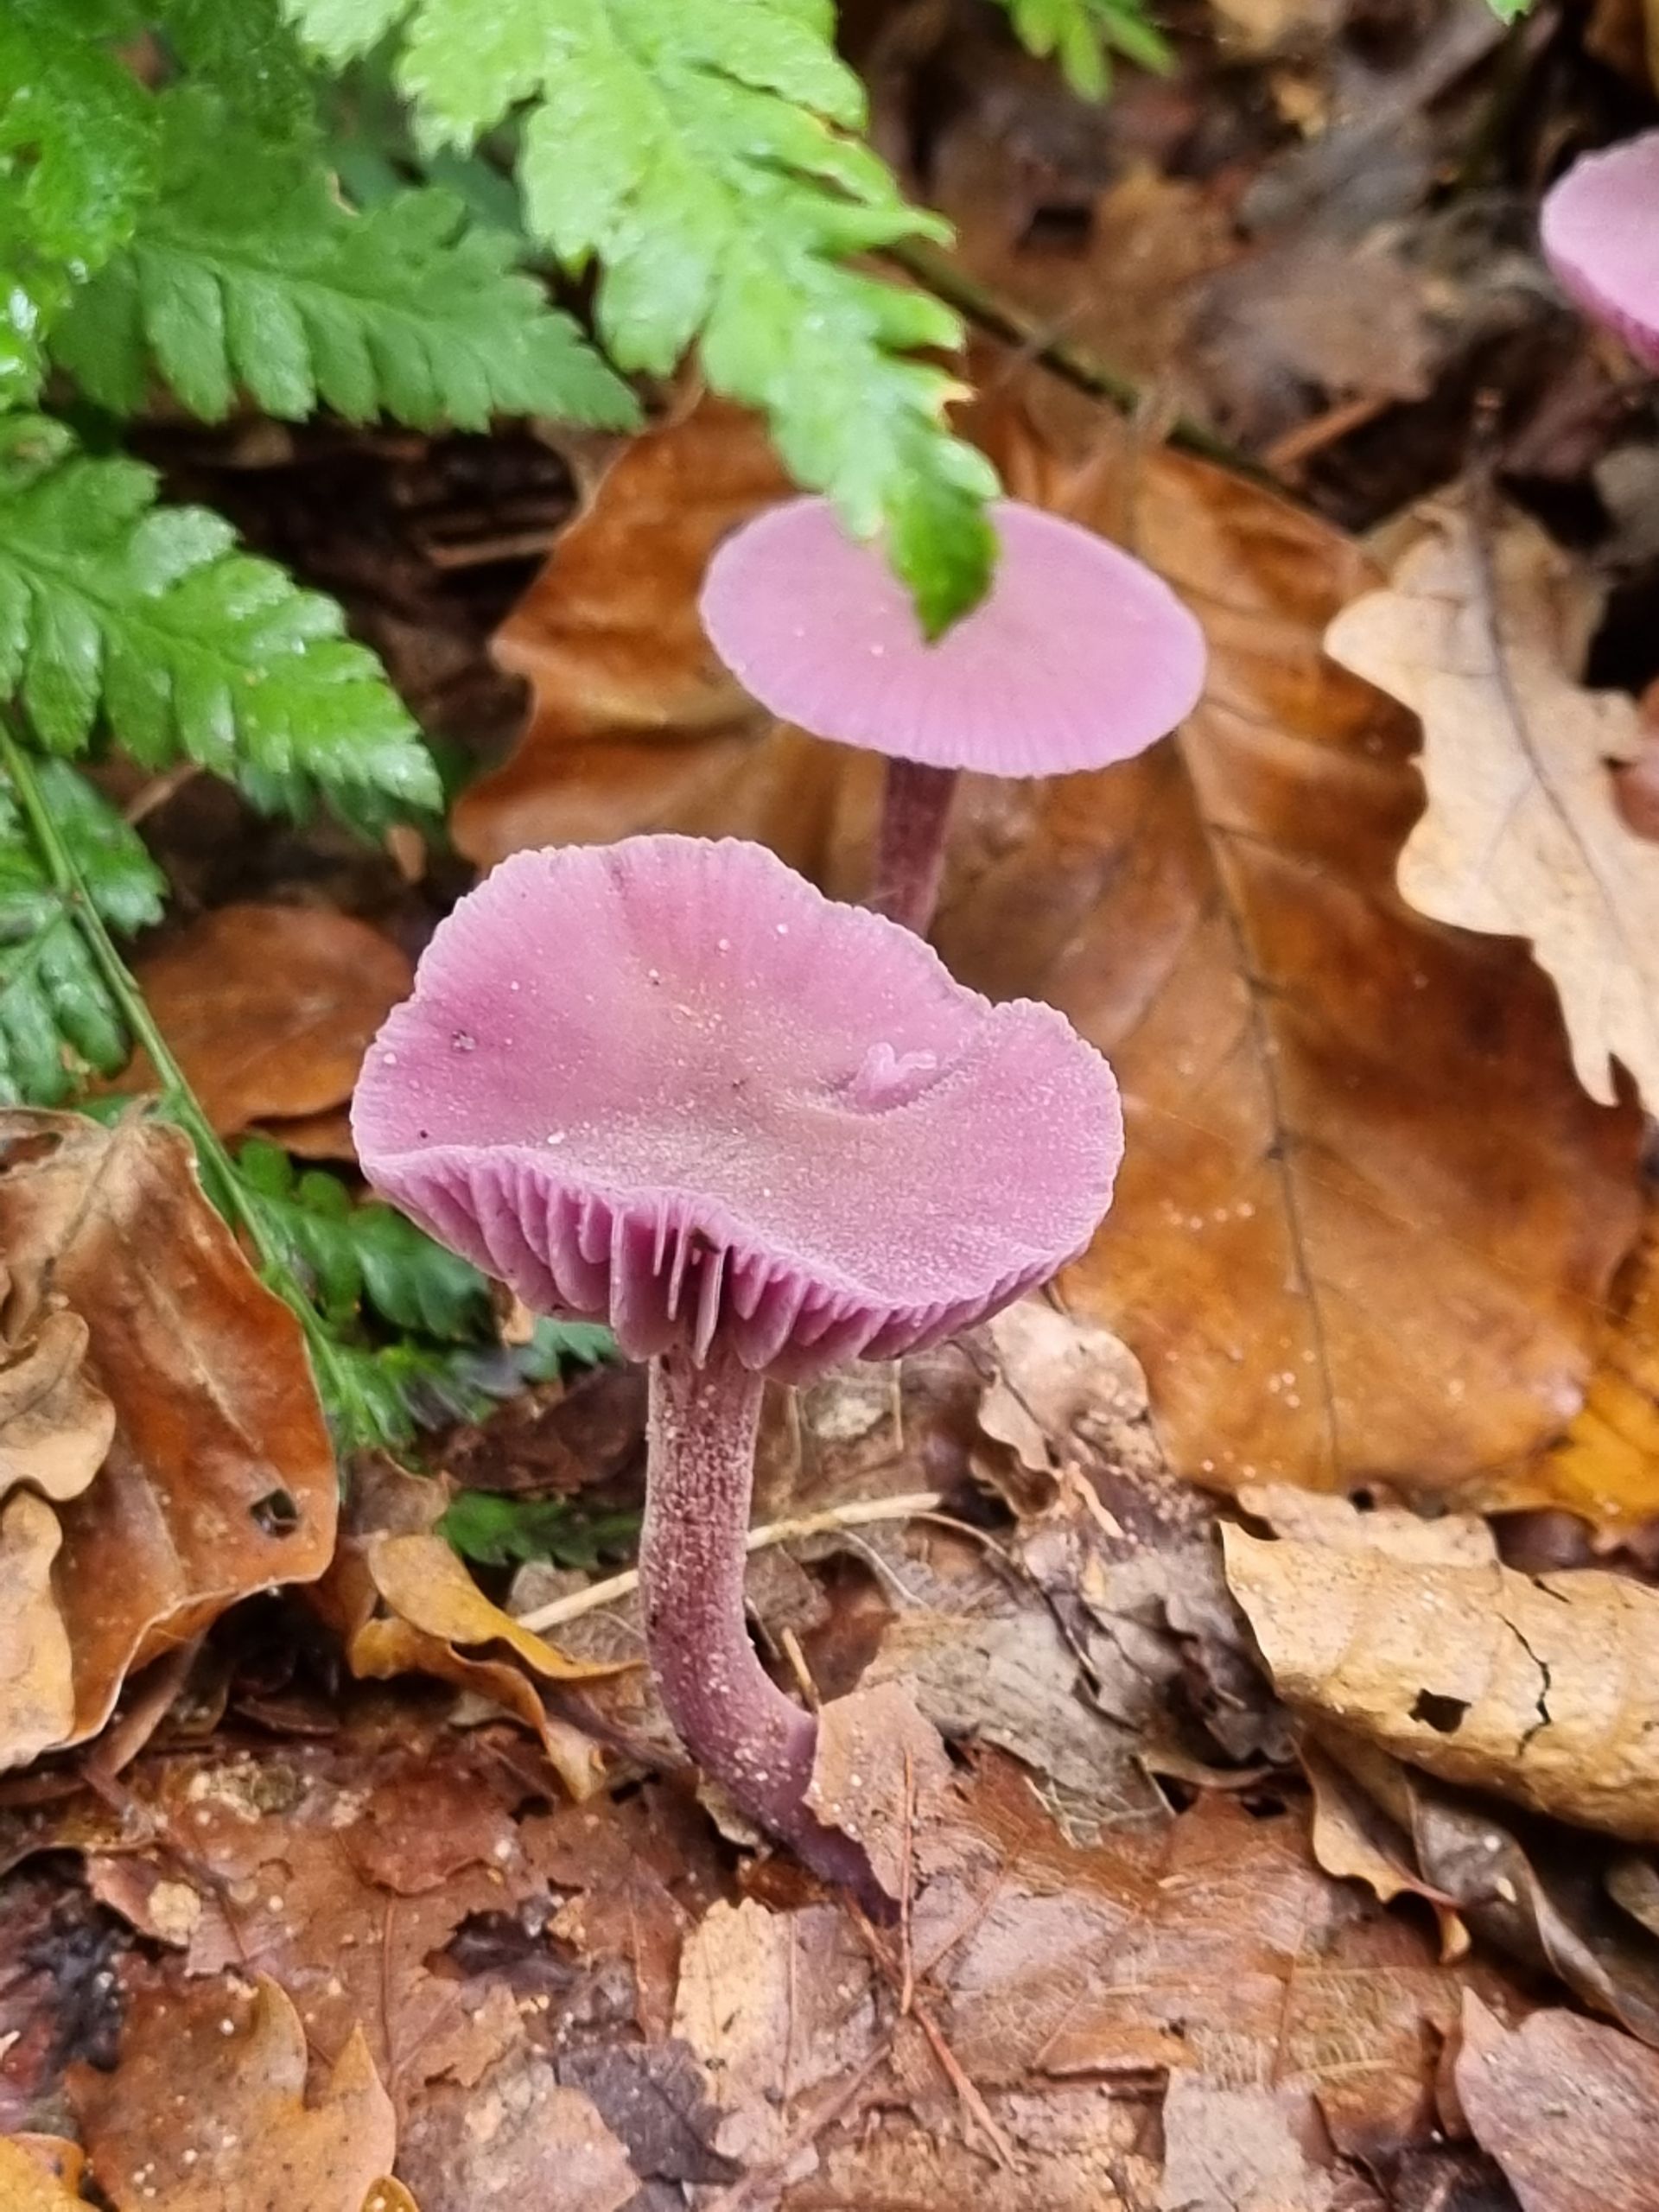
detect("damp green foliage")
(54, 90), (639, 433)
(281, 0), (1001, 633)
(0, 415), (439, 823)
(441, 1487), (641, 1572)
(0, 760), (165, 1104)
(996, 0), (1172, 93)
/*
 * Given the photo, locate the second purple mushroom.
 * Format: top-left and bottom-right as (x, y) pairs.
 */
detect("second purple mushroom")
(700, 497), (1207, 935)
(353, 835), (1122, 1895)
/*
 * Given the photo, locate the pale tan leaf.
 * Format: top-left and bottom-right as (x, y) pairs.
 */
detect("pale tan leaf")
(1325, 496), (1659, 1109)
(1238, 1484), (1497, 1565)
(0, 1490), (74, 1769)
(0, 1302), (113, 1506)
(1224, 1526), (1659, 1840)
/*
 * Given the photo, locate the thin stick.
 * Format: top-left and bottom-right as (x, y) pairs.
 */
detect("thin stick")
(515, 1487), (944, 1633)
(884, 237), (1281, 487)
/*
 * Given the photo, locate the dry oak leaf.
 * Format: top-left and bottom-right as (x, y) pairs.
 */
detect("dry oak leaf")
(460, 391), (1641, 1498)
(117, 903), (413, 1141)
(1325, 495), (1659, 1111)
(0, 1273), (113, 1506)
(1455, 1993), (1659, 2212)
(0, 1110), (335, 1758)
(71, 1975), (396, 2212)
(1225, 1526), (1659, 1841)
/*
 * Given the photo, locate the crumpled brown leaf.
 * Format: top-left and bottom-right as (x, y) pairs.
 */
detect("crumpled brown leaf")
(117, 903), (413, 1146)
(393, 2049), (635, 2212)
(1308, 1726), (1659, 2044)
(0, 1112), (334, 1763)
(70, 1975), (397, 2212)
(1455, 1993), (1659, 2212)
(1225, 1524), (1659, 1841)
(459, 391), (1641, 1502)
(1325, 493), (1659, 1112)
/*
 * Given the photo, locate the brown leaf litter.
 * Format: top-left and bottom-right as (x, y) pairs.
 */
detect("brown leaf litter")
(0, 1111), (335, 1768)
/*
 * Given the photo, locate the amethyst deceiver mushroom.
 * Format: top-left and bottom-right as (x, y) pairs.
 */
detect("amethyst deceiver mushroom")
(699, 496), (1207, 934)
(1541, 130), (1659, 370)
(352, 835), (1122, 1892)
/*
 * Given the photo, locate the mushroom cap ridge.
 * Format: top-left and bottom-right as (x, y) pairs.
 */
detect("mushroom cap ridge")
(1541, 130), (1659, 371)
(352, 836), (1123, 1380)
(699, 496), (1208, 779)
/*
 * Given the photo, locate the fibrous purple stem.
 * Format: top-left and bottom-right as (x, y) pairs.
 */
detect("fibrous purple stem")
(871, 757), (958, 935)
(642, 1341), (880, 1898)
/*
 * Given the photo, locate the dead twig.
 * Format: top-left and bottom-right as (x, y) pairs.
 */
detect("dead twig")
(514, 1488), (944, 1633)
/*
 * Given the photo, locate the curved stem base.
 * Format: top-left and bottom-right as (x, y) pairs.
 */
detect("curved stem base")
(871, 758), (958, 936)
(643, 1346), (879, 1898)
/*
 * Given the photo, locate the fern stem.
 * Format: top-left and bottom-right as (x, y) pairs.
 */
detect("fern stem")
(882, 237), (1281, 488)
(0, 717), (357, 1432)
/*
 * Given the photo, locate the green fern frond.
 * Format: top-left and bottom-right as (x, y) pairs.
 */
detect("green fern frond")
(0, 5), (159, 404)
(236, 1136), (493, 1340)
(996, 0), (1172, 94)
(156, 0), (321, 135)
(54, 90), (639, 435)
(0, 757), (165, 1103)
(283, 0), (999, 633)
(0, 414), (438, 823)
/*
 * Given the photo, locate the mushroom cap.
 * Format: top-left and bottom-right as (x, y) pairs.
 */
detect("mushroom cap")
(352, 836), (1122, 1382)
(1541, 130), (1659, 370)
(699, 496), (1207, 778)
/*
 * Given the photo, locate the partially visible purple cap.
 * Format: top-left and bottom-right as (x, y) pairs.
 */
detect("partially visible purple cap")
(699, 497), (1207, 778)
(352, 836), (1122, 1382)
(1541, 130), (1659, 370)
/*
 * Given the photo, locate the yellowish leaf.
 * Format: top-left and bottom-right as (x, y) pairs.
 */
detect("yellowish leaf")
(365, 1531), (632, 1681)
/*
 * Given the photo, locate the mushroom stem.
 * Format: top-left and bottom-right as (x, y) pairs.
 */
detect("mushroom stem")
(642, 1342), (880, 1898)
(871, 758), (958, 934)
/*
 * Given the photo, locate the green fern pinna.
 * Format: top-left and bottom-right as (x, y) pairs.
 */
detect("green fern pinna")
(0, 0), (1161, 1452)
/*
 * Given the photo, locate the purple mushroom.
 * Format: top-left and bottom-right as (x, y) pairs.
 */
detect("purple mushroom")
(352, 835), (1122, 1893)
(1541, 130), (1659, 370)
(699, 496), (1207, 934)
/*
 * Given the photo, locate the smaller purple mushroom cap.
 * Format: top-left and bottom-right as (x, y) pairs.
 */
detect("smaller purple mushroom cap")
(1541, 130), (1659, 371)
(699, 496), (1207, 777)
(351, 836), (1122, 1383)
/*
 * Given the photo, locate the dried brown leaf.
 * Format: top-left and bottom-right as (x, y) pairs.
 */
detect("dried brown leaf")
(345, 1616), (607, 1801)
(1325, 496), (1659, 1111)
(71, 1975), (396, 2212)
(0, 1112), (335, 1756)
(1455, 1993), (1659, 2212)
(1225, 1527), (1659, 1841)
(462, 393), (1640, 1500)
(1530, 1197), (1659, 1534)
(118, 904), (413, 1139)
